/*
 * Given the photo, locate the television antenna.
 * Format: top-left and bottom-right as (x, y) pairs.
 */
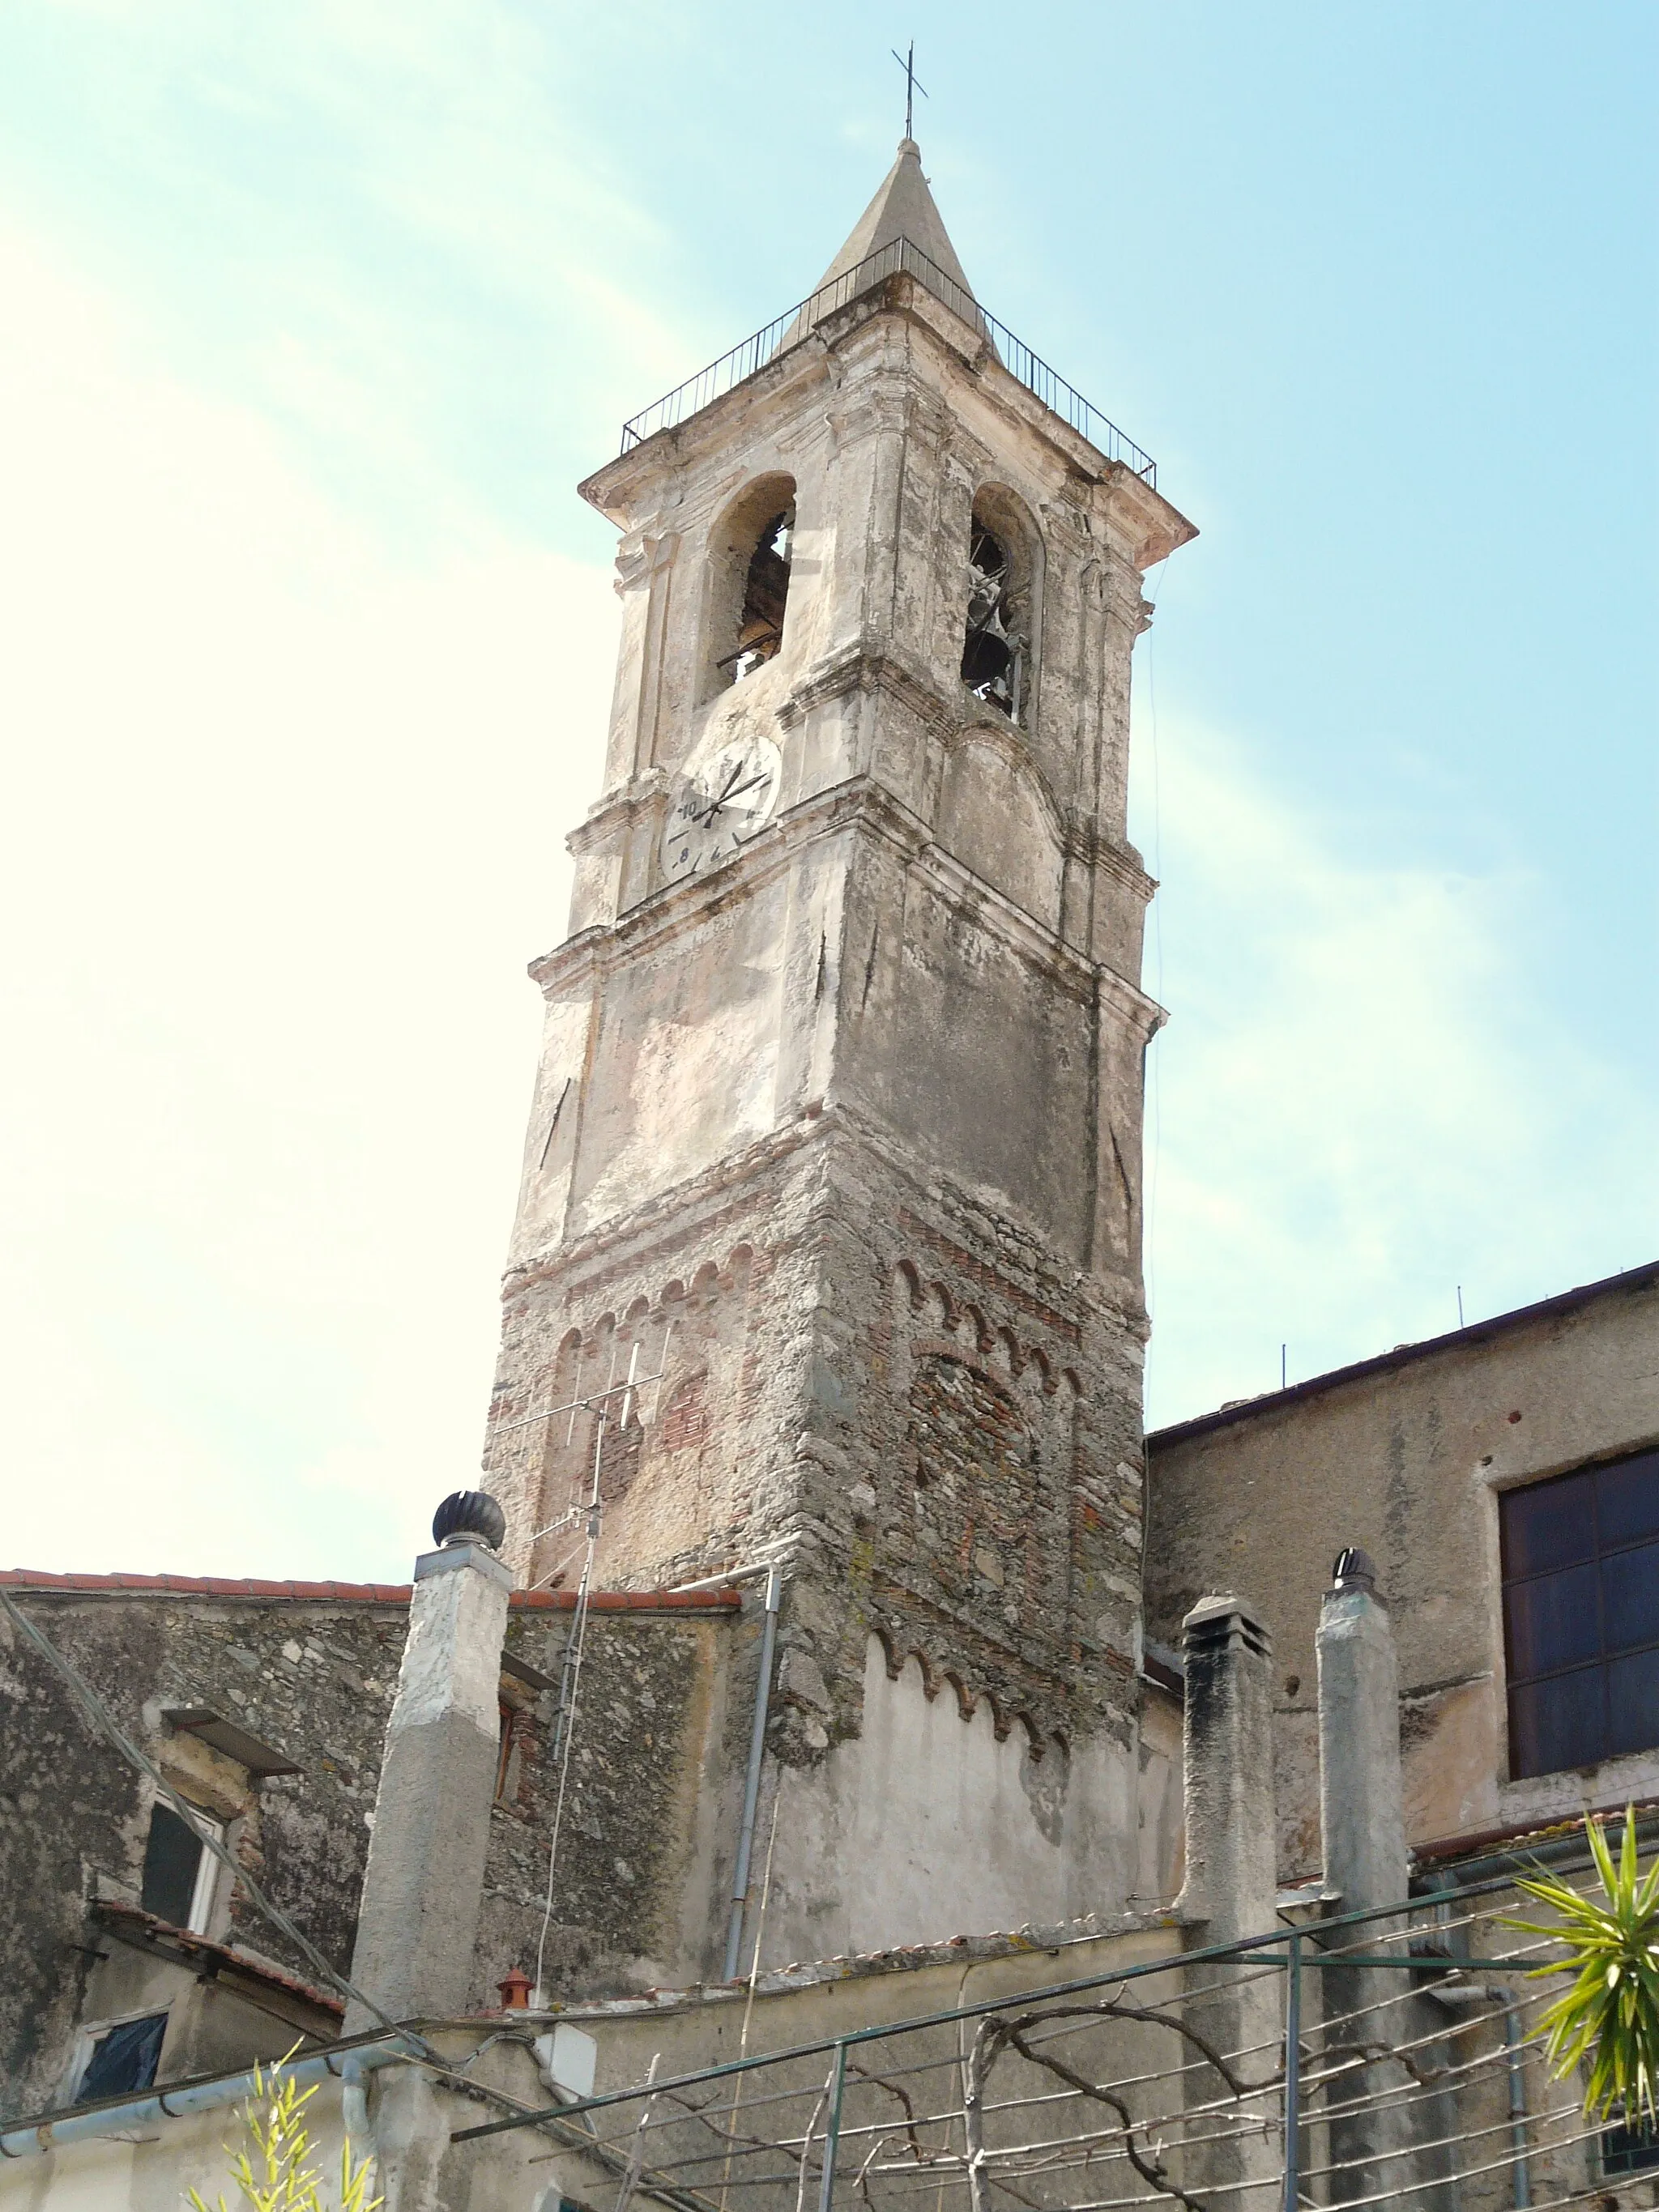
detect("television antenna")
(484, 1323), (680, 2003)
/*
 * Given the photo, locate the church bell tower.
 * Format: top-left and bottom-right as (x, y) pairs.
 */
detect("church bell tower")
(487, 139), (1195, 1963)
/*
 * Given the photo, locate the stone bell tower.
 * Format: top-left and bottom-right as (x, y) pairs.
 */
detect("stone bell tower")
(486, 139), (1196, 1964)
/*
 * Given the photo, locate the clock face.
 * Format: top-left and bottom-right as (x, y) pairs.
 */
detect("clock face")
(659, 738), (782, 883)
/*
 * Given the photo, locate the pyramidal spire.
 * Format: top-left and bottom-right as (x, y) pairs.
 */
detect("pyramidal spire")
(810, 139), (977, 307)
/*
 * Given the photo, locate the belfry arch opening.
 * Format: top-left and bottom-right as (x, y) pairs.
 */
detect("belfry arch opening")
(960, 490), (1038, 723)
(709, 475), (795, 692)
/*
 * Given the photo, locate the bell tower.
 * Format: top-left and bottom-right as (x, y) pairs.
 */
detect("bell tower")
(488, 140), (1196, 1965)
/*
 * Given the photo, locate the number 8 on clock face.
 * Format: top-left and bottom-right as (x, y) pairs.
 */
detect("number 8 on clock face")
(659, 737), (783, 883)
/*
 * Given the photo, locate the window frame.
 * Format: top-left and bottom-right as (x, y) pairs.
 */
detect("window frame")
(1499, 1446), (1659, 1781)
(1601, 2112), (1659, 2176)
(139, 1796), (223, 1935)
(66, 2006), (172, 2105)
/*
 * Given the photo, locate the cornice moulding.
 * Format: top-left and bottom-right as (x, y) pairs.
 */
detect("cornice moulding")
(531, 769), (1154, 1015)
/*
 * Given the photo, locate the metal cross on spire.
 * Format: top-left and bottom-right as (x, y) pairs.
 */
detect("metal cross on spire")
(889, 40), (928, 141)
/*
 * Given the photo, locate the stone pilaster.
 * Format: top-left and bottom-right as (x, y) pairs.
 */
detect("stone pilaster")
(1316, 1548), (1450, 2208)
(1177, 1594), (1280, 2207)
(348, 1536), (510, 2028)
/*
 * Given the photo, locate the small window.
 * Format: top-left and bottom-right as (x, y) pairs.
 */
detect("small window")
(139, 1801), (220, 1933)
(1501, 1447), (1659, 1779)
(78, 2012), (168, 2101)
(1603, 2114), (1659, 2175)
(960, 501), (1032, 722)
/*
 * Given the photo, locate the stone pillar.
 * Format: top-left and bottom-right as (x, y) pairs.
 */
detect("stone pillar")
(1176, 1595), (1280, 2206)
(348, 1493), (511, 2212)
(1316, 1548), (1448, 2207)
(1316, 1549), (1408, 1916)
(348, 1495), (510, 2026)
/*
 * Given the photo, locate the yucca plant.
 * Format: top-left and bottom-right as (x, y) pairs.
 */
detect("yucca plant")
(1504, 1805), (1659, 2128)
(187, 2057), (381, 2212)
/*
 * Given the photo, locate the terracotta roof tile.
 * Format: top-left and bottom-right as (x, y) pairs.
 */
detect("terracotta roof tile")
(0, 1567), (741, 1612)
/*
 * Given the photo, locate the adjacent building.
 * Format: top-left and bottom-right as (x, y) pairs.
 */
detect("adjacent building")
(1147, 1259), (1659, 1886)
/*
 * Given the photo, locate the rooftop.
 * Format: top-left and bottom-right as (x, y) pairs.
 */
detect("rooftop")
(619, 235), (1156, 485)
(1148, 1257), (1659, 1449)
(614, 136), (1157, 482)
(0, 1568), (743, 1613)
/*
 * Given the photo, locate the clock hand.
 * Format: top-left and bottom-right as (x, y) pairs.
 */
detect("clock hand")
(711, 771), (770, 812)
(695, 761), (746, 825)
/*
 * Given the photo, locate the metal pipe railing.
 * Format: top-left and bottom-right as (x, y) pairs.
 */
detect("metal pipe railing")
(617, 237), (1157, 486)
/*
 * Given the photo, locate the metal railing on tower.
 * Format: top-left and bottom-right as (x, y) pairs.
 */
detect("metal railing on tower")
(617, 236), (1158, 487)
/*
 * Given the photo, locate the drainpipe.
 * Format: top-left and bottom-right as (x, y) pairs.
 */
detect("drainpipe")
(1413, 1809), (1659, 1894)
(0, 2037), (415, 2160)
(340, 2048), (373, 2150)
(1432, 1985), (1531, 2210)
(723, 1566), (783, 1984)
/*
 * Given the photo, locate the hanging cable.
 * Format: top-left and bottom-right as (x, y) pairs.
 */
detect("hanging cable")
(532, 1350), (640, 2001)
(1139, 552), (1171, 1330)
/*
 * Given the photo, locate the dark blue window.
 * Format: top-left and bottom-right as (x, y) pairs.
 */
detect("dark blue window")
(1502, 1448), (1659, 1779)
(139, 1803), (203, 1926)
(79, 2013), (167, 2101)
(1602, 2116), (1659, 2175)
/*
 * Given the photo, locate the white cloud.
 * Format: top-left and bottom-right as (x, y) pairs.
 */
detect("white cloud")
(2, 132), (1651, 1583)
(3, 0), (705, 550)
(0, 219), (619, 1578)
(1137, 712), (1658, 1426)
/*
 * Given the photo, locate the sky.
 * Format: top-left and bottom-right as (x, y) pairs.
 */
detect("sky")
(0, 1), (1653, 1580)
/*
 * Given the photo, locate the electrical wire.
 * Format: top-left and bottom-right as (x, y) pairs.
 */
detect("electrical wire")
(1139, 552), (1171, 1331)
(532, 1403), (608, 2000)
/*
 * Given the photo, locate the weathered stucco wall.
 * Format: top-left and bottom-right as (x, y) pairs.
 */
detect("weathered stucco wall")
(3, 1877), (1616, 2212)
(1144, 1267), (1659, 1880)
(0, 1584), (734, 2121)
(753, 1634), (1140, 1964)
(0, 1920), (1195, 2210)
(488, 1117), (1154, 1951)
(478, 237), (1194, 1967)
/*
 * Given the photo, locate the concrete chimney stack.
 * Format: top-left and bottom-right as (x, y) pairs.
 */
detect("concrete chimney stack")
(1316, 1546), (1408, 1915)
(1315, 1548), (1448, 2206)
(348, 1490), (511, 2029)
(1176, 1594), (1280, 2205)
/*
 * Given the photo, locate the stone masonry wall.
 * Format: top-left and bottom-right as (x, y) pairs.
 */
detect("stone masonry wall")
(1145, 1266), (1659, 1882)
(0, 1583), (732, 2120)
(488, 1107), (1148, 1865)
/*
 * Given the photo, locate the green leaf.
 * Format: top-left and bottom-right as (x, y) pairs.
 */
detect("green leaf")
(183, 2055), (382, 2212)
(1502, 1806), (1659, 2129)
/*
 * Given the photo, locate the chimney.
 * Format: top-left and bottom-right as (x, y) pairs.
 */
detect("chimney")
(347, 1490), (511, 2031)
(1315, 1548), (1444, 2205)
(1176, 1593), (1277, 1941)
(1316, 1546), (1408, 1912)
(1176, 1594), (1280, 2206)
